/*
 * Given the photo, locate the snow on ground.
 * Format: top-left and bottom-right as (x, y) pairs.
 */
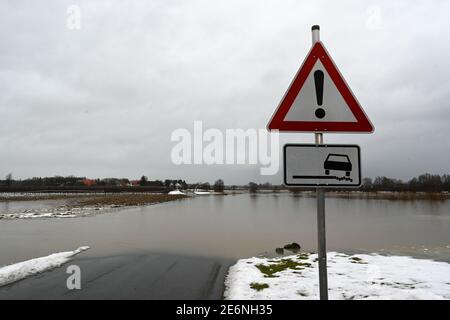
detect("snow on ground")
(224, 252), (450, 300)
(0, 246), (90, 287)
(168, 190), (187, 195)
(0, 205), (115, 220)
(0, 192), (175, 220)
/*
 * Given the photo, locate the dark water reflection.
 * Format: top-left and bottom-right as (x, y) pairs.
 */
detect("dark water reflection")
(1, 194), (450, 265)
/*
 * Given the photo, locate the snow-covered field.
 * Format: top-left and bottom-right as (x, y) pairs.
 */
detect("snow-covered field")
(0, 192), (182, 220)
(0, 246), (90, 287)
(0, 205), (116, 220)
(224, 252), (450, 300)
(0, 193), (118, 219)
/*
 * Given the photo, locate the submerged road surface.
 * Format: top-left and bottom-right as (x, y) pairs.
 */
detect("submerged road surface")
(2, 194), (450, 299)
(0, 252), (233, 299)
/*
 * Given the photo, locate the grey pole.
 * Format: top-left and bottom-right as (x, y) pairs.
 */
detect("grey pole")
(312, 25), (329, 300)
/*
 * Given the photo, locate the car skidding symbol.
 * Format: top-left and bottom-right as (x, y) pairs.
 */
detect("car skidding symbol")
(291, 151), (355, 183)
(324, 154), (352, 177)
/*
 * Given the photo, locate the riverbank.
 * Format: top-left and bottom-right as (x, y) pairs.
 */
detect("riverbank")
(277, 190), (450, 201)
(73, 193), (187, 207)
(2, 190), (449, 202)
(0, 192), (187, 203)
(0, 193), (187, 219)
(326, 191), (450, 201)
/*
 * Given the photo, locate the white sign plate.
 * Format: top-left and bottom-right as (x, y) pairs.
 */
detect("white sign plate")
(284, 144), (361, 187)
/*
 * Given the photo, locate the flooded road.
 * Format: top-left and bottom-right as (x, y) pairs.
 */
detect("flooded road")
(1, 193), (450, 299)
(1, 193), (450, 264)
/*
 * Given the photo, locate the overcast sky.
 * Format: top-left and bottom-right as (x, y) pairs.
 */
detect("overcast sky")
(1, 1), (449, 184)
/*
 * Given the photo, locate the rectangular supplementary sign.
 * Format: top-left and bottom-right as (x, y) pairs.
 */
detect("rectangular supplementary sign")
(284, 144), (361, 187)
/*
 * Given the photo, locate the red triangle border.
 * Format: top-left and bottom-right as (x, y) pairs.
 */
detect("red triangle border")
(267, 42), (374, 133)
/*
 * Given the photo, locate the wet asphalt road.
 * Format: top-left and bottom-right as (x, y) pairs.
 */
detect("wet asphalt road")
(0, 252), (233, 300)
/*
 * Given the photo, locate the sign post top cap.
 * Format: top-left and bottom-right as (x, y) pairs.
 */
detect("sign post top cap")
(311, 25), (320, 31)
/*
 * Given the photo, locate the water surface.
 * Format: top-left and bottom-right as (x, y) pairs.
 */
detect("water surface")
(1, 193), (449, 265)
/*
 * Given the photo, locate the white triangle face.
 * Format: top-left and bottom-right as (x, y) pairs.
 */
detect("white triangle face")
(284, 60), (357, 123)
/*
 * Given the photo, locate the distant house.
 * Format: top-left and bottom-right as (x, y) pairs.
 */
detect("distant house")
(82, 179), (96, 187)
(130, 180), (140, 186)
(119, 179), (131, 187)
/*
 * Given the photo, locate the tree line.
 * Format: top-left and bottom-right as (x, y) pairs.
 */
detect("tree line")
(360, 174), (450, 192)
(248, 173), (450, 193)
(0, 174), (225, 192)
(1, 173), (449, 193)
(138, 176), (224, 192)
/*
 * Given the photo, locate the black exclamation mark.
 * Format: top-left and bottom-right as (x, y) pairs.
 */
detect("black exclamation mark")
(314, 70), (325, 119)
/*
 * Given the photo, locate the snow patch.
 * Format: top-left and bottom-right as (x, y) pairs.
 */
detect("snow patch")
(224, 252), (450, 300)
(168, 190), (186, 195)
(0, 205), (116, 220)
(0, 246), (90, 287)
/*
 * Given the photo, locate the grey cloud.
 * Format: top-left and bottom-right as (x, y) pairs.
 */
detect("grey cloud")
(0, 0), (449, 184)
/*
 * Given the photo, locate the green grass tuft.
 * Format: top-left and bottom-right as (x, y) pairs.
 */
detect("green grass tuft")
(349, 256), (368, 264)
(250, 282), (269, 291)
(256, 259), (312, 277)
(297, 252), (310, 260)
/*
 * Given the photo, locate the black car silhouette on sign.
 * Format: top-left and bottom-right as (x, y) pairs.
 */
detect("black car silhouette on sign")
(324, 154), (352, 177)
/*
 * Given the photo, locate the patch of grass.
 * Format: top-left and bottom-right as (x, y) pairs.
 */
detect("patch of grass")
(393, 281), (418, 289)
(371, 281), (391, 286)
(76, 194), (186, 207)
(250, 282), (269, 291)
(298, 261), (312, 267)
(297, 252), (310, 260)
(349, 256), (368, 264)
(297, 291), (309, 297)
(371, 280), (417, 289)
(256, 259), (312, 278)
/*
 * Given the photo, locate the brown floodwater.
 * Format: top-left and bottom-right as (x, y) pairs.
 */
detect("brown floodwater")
(1, 193), (450, 266)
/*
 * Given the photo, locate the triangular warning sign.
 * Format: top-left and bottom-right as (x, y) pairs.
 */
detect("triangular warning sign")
(267, 41), (374, 133)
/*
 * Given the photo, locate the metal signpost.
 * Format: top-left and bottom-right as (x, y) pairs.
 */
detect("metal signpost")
(315, 133), (328, 300)
(267, 25), (374, 300)
(312, 27), (328, 299)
